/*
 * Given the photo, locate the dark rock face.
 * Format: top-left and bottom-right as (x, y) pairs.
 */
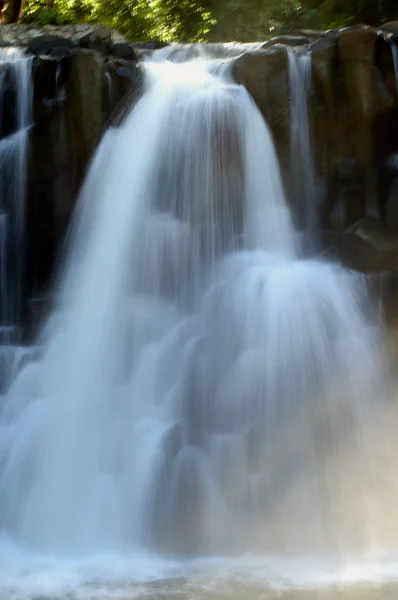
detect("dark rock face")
(14, 28), (145, 314)
(232, 47), (290, 177)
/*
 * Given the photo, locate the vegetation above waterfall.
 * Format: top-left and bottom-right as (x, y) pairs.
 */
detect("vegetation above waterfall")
(1, 0), (397, 42)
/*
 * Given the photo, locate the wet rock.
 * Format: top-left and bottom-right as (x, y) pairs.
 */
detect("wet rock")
(27, 34), (76, 55)
(285, 28), (334, 39)
(334, 27), (380, 219)
(0, 62), (17, 137)
(74, 26), (112, 54)
(111, 42), (139, 60)
(379, 21), (398, 35)
(66, 49), (105, 197)
(311, 36), (338, 222)
(232, 47), (290, 175)
(27, 55), (70, 300)
(0, 24), (129, 51)
(133, 40), (169, 50)
(108, 59), (143, 124)
(329, 215), (398, 272)
(26, 49), (113, 303)
(262, 35), (310, 48)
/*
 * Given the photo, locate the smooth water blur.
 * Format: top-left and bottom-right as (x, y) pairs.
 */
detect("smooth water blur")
(287, 47), (318, 233)
(0, 55), (396, 598)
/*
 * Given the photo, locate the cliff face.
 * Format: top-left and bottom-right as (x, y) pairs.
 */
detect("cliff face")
(1, 23), (398, 329)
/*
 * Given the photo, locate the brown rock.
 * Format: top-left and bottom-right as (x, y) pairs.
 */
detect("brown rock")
(66, 49), (105, 199)
(232, 47), (290, 175)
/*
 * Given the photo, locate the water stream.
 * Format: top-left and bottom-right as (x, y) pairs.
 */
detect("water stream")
(287, 47), (318, 234)
(0, 53), (397, 599)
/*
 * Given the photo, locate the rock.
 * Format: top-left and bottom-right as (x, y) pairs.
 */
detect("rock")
(232, 47), (290, 174)
(335, 26), (380, 218)
(31, 54), (62, 123)
(27, 55), (71, 300)
(107, 59), (144, 124)
(379, 21), (398, 35)
(66, 49), (105, 196)
(338, 25), (378, 63)
(0, 62), (17, 138)
(310, 36), (338, 222)
(0, 24), (129, 53)
(329, 215), (398, 272)
(262, 35), (310, 48)
(133, 41), (169, 50)
(27, 34), (76, 55)
(73, 26), (112, 54)
(285, 28), (332, 39)
(111, 42), (139, 60)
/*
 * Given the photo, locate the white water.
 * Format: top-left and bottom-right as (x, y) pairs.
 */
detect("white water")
(287, 47), (318, 233)
(0, 56), (397, 597)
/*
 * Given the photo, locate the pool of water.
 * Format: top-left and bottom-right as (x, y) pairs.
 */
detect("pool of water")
(2, 551), (398, 600)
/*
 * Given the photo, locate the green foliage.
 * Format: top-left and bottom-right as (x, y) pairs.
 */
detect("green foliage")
(15, 0), (398, 42)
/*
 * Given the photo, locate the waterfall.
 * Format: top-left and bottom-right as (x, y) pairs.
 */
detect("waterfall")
(287, 47), (318, 234)
(0, 54), (396, 587)
(0, 49), (33, 393)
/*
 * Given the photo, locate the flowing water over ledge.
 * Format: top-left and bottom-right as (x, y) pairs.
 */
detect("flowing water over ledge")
(0, 50), (398, 600)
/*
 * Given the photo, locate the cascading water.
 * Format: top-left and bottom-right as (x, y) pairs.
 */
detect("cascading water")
(0, 53), (397, 597)
(287, 47), (318, 234)
(0, 49), (33, 396)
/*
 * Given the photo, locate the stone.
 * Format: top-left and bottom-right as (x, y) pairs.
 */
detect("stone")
(27, 34), (76, 55)
(232, 47), (290, 174)
(310, 36), (338, 221)
(27, 55), (72, 300)
(66, 49), (105, 196)
(336, 26), (380, 216)
(262, 35), (310, 48)
(107, 59), (144, 123)
(328, 215), (398, 272)
(133, 40), (169, 50)
(0, 62), (17, 138)
(111, 42), (139, 60)
(74, 26), (112, 54)
(379, 21), (398, 35)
